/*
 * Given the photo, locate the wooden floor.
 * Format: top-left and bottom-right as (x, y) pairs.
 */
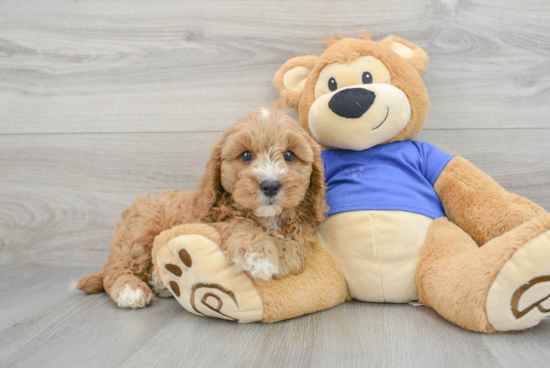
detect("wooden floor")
(1, 0), (550, 367)
(0, 265), (548, 368)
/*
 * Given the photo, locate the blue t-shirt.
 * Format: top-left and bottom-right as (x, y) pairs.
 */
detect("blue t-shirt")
(322, 141), (453, 219)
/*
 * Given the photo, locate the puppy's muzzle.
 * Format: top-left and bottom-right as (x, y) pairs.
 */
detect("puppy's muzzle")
(260, 180), (281, 198)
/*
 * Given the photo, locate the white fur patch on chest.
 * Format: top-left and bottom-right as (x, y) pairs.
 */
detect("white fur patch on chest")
(261, 216), (282, 230)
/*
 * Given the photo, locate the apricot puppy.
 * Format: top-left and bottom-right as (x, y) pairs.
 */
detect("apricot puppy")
(75, 108), (328, 308)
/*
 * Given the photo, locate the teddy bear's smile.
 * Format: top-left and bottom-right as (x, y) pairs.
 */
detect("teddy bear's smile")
(372, 106), (390, 130)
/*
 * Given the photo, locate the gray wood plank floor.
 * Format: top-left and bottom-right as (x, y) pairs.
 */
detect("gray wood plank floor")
(1, 266), (549, 368)
(2, 0), (550, 366)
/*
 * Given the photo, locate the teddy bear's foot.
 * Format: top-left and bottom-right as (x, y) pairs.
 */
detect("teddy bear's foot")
(417, 215), (550, 333)
(156, 227), (263, 323)
(486, 228), (550, 331)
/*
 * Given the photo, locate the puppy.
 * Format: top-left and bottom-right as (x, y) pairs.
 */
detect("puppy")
(75, 108), (329, 308)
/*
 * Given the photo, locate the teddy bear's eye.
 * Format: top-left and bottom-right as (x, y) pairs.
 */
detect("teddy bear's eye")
(328, 77), (338, 92)
(362, 71), (373, 84)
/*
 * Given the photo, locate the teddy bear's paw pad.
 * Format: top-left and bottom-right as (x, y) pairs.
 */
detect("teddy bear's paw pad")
(156, 234), (264, 323)
(487, 230), (550, 331)
(511, 276), (550, 319)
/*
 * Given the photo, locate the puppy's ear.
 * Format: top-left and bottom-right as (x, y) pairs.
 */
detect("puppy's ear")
(307, 141), (329, 223)
(380, 35), (429, 75)
(193, 135), (225, 219)
(274, 55), (318, 108)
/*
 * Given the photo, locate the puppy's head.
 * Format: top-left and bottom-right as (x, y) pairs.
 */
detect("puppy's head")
(195, 108), (328, 222)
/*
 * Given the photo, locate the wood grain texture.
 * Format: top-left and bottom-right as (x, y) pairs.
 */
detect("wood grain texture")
(1, 0), (550, 134)
(1, 129), (549, 267)
(1, 1), (550, 365)
(0, 266), (548, 368)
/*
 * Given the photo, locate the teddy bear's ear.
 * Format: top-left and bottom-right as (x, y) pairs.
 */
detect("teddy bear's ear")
(274, 55), (319, 108)
(380, 36), (429, 75)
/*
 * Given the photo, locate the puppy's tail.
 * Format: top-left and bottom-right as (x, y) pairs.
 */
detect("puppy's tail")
(74, 271), (105, 294)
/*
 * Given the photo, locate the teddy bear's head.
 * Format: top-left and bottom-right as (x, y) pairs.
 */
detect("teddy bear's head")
(274, 33), (430, 151)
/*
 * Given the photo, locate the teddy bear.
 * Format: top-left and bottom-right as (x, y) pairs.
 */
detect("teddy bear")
(152, 32), (550, 333)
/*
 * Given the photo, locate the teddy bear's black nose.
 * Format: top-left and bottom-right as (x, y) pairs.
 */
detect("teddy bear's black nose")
(329, 88), (376, 119)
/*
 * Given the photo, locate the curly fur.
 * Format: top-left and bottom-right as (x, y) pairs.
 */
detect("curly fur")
(75, 108), (328, 306)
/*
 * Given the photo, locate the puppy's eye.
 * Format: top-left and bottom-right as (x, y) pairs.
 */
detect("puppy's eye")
(240, 151), (253, 162)
(362, 71), (373, 84)
(283, 151), (295, 162)
(328, 77), (338, 92)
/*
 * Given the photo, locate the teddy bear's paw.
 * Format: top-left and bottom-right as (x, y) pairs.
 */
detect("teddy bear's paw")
(156, 234), (264, 323)
(486, 229), (550, 331)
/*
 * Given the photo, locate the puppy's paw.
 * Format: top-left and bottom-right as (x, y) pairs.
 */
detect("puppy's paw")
(108, 274), (155, 309)
(233, 252), (279, 281)
(116, 283), (154, 309)
(148, 274), (173, 298)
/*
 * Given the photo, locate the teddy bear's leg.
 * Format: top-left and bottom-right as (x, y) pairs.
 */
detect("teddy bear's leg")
(435, 157), (547, 246)
(153, 224), (348, 323)
(416, 214), (550, 333)
(250, 241), (349, 323)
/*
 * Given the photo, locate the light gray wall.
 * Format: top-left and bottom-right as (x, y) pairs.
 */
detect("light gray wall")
(1, 0), (549, 267)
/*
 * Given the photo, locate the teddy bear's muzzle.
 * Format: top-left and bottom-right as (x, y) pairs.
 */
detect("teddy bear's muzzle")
(308, 84), (411, 151)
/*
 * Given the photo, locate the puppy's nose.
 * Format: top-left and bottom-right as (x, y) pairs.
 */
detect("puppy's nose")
(260, 180), (281, 197)
(329, 88), (376, 119)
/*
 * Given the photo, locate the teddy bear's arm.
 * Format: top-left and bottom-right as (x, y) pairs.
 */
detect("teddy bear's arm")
(434, 157), (546, 246)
